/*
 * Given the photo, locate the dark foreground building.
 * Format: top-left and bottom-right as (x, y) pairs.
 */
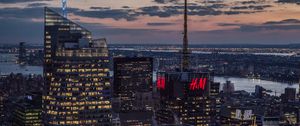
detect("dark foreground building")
(43, 7), (111, 125)
(13, 94), (42, 126)
(113, 57), (153, 111)
(18, 42), (26, 64)
(113, 57), (154, 125)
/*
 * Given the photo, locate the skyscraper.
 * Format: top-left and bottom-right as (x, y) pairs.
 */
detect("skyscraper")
(113, 57), (153, 125)
(13, 95), (42, 126)
(43, 7), (111, 125)
(155, 0), (219, 125)
(113, 57), (153, 111)
(155, 72), (216, 125)
(18, 42), (26, 64)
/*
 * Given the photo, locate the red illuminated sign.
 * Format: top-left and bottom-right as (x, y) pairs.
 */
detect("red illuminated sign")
(189, 78), (207, 90)
(157, 76), (166, 90)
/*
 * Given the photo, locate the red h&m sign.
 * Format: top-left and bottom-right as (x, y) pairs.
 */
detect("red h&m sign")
(157, 76), (166, 90)
(189, 78), (207, 90)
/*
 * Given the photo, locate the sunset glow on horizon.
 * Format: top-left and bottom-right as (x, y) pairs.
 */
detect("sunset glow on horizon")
(1, 0), (300, 44)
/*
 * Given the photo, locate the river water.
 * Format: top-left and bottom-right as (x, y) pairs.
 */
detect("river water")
(0, 53), (298, 95)
(214, 77), (298, 95)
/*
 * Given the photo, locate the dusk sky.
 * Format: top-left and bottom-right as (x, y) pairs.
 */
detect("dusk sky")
(1, 0), (300, 45)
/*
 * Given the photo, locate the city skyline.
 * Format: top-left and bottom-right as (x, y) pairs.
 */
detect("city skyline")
(1, 0), (300, 125)
(1, 0), (300, 44)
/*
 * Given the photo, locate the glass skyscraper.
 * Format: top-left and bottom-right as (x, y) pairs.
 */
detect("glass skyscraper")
(43, 7), (111, 125)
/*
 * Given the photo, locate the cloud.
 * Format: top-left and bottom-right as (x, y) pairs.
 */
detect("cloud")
(0, 0), (51, 4)
(73, 3), (268, 22)
(239, 25), (300, 32)
(147, 22), (175, 26)
(277, 0), (300, 4)
(231, 5), (272, 10)
(264, 19), (300, 25)
(90, 6), (111, 10)
(0, 18), (43, 44)
(122, 6), (130, 9)
(74, 9), (138, 21)
(153, 0), (179, 4)
(0, 7), (44, 19)
(0, 7), (78, 44)
(240, 1), (258, 5)
(0, 7), (79, 19)
(218, 19), (300, 32)
(27, 3), (48, 7)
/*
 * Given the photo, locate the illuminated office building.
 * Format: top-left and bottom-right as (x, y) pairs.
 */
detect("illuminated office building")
(13, 96), (42, 126)
(43, 7), (111, 125)
(210, 82), (221, 125)
(155, 72), (218, 125)
(113, 57), (153, 111)
(18, 42), (26, 64)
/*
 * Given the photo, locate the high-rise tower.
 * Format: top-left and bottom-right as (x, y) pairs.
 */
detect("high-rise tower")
(113, 57), (153, 111)
(43, 7), (111, 125)
(182, 0), (189, 71)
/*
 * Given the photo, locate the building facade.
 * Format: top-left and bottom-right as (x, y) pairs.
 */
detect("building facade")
(155, 72), (218, 125)
(113, 57), (153, 111)
(18, 42), (26, 64)
(43, 7), (111, 125)
(13, 96), (42, 126)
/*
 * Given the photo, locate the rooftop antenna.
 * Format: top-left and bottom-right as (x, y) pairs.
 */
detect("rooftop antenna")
(181, 0), (189, 72)
(62, 0), (67, 18)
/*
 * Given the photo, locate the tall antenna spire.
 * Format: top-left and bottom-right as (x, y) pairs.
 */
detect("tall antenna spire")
(182, 0), (189, 71)
(62, 0), (67, 18)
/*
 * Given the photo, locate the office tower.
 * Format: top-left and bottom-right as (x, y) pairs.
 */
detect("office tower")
(18, 42), (26, 64)
(155, 72), (216, 125)
(282, 87), (296, 102)
(43, 7), (111, 125)
(155, 0), (219, 125)
(13, 96), (42, 126)
(223, 80), (234, 94)
(113, 57), (153, 125)
(211, 82), (221, 125)
(113, 57), (153, 111)
(255, 85), (266, 98)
